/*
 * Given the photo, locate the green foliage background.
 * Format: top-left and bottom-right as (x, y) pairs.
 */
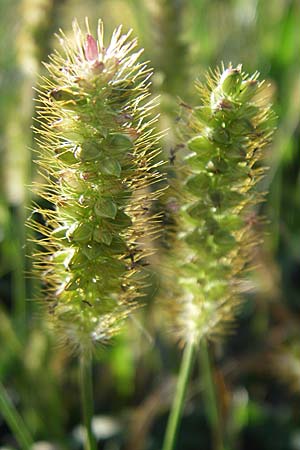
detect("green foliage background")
(0, 0), (300, 449)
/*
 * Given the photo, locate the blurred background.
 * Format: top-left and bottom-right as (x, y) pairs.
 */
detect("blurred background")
(0, 0), (300, 449)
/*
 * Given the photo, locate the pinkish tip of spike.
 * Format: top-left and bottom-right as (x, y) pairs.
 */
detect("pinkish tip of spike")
(84, 34), (99, 62)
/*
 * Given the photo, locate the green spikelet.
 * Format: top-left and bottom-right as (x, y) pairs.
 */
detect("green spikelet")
(31, 19), (164, 352)
(168, 64), (275, 344)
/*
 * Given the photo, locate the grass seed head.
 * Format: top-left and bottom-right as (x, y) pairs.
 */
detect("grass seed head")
(31, 19), (164, 353)
(167, 64), (275, 345)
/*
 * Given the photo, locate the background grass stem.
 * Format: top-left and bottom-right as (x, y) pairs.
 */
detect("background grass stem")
(12, 204), (27, 335)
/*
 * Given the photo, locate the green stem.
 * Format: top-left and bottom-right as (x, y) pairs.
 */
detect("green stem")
(12, 204), (27, 334)
(79, 354), (97, 450)
(200, 340), (224, 450)
(0, 381), (33, 450)
(162, 339), (195, 450)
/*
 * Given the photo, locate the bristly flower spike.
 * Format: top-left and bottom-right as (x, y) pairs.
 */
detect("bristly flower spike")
(161, 64), (275, 450)
(31, 19), (164, 353)
(168, 64), (275, 345)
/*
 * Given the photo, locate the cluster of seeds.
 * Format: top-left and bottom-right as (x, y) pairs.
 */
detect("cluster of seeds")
(32, 20), (164, 351)
(168, 65), (275, 343)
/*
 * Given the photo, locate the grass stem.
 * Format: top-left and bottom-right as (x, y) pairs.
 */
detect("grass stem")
(200, 340), (224, 450)
(162, 339), (195, 450)
(79, 354), (97, 450)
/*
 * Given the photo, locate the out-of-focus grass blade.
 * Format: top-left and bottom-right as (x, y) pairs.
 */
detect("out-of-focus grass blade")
(0, 382), (33, 450)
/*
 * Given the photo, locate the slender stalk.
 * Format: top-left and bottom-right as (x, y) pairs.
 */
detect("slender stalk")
(0, 381), (33, 450)
(162, 340), (195, 450)
(12, 204), (27, 334)
(79, 354), (97, 450)
(200, 340), (224, 450)
(154, 0), (186, 96)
